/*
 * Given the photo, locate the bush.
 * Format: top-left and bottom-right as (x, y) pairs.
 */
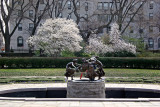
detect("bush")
(0, 57), (160, 69)
(99, 57), (160, 69)
(0, 57), (73, 68)
(103, 51), (136, 57)
(61, 50), (75, 57)
(136, 51), (160, 57)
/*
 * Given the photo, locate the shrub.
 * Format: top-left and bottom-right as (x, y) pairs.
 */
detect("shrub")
(0, 57), (160, 69)
(136, 51), (160, 57)
(99, 57), (160, 69)
(103, 51), (136, 57)
(61, 50), (75, 57)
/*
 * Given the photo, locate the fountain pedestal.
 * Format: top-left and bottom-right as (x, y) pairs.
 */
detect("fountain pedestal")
(67, 79), (105, 98)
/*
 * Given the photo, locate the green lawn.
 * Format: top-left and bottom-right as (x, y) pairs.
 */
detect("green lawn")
(0, 68), (159, 84)
(0, 68), (159, 77)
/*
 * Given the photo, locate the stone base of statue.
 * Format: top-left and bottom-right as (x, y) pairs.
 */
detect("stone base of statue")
(67, 79), (105, 98)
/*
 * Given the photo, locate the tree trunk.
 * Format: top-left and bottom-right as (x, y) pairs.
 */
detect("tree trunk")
(4, 36), (11, 53)
(31, 25), (37, 36)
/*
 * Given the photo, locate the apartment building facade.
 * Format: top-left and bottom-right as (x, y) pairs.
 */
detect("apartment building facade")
(3, 0), (160, 53)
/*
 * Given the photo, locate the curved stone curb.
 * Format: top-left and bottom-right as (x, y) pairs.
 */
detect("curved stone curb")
(0, 83), (160, 102)
(0, 97), (160, 102)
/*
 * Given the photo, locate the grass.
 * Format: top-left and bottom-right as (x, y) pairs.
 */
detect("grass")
(105, 77), (160, 84)
(0, 68), (65, 77)
(0, 68), (160, 84)
(0, 68), (160, 77)
(104, 68), (160, 77)
(0, 77), (65, 84)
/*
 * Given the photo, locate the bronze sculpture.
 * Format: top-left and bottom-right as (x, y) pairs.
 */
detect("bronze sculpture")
(64, 59), (80, 80)
(64, 57), (105, 81)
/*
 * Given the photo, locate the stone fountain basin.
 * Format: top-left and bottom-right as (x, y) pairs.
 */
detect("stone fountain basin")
(0, 87), (160, 99)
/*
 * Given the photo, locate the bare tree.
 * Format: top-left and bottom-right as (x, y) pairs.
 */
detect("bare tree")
(71, 0), (147, 42)
(154, 0), (160, 32)
(47, 0), (69, 18)
(24, 0), (52, 36)
(0, 0), (30, 52)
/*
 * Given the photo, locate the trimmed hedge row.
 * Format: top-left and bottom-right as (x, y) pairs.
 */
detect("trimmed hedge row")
(100, 57), (160, 69)
(0, 57), (160, 69)
(0, 57), (74, 68)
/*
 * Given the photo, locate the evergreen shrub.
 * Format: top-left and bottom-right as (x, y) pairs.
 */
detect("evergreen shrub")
(0, 57), (159, 69)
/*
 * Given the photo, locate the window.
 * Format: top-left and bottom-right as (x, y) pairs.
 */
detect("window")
(98, 28), (103, 33)
(39, 0), (44, 4)
(130, 26), (134, 33)
(109, 2), (113, 9)
(59, 12), (62, 18)
(103, 2), (108, 10)
(98, 14), (111, 22)
(67, 13), (71, 19)
(39, 23), (42, 27)
(148, 38), (154, 48)
(149, 13), (153, 20)
(84, 14), (88, 19)
(40, 10), (44, 15)
(98, 2), (113, 10)
(139, 28), (143, 34)
(97, 2), (103, 9)
(106, 26), (111, 33)
(130, 28), (134, 33)
(130, 30), (134, 33)
(97, 14), (102, 21)
(58, 0), (62, 9)
(113, 15), (118, 21)
(17, 0), (22, 5)
(29, 23), (34, 31)
(18, 23), (22, 31)
(149, 26), (153, 32)
(117, 2), (120, 9)
(140, 1), (144, 5)
(76, 1), (80, 9)
(139, 14), (144, 21)
(130, 4), (134, 11)
(29, 10), (33, 17)
(158, 38), (160, 48)
(18, 10), (22, 16)
(128, 14), (134, 22)
(17, 36), (23, 47)
(106, 14), (111, 22)
(150, 1), (154, 9)
(68, 1), (71, 9)
(85, 2), (88, 11)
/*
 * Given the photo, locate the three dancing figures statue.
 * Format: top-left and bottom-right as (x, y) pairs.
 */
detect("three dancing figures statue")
(64, 56), (105, 81)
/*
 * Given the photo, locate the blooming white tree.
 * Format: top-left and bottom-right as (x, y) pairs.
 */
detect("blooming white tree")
(109, 23), (136, 54)
(85, 23), (136, 56)
(85, 34), (113, 55)
(27, 18), (83, 56)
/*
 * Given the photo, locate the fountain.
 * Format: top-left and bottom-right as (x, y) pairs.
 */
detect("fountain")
(65, 57), (105, 98)
(0, 58), (160, 101)
(67, 79), (105, 98)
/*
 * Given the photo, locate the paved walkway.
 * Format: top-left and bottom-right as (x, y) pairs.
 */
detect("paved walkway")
(0, 83), (160, 107)
(0, 100), (160, 107)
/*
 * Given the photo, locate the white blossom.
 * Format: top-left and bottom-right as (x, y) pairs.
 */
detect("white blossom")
(85, 34), (113, 55)
(85, 23), (136, 55)
(110, 23), (136, 54)
(27, 18), (83, 56)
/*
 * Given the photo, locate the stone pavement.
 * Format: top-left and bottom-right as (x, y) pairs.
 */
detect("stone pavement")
(0, 100), (160, 107)
(0, 83), (160, 107)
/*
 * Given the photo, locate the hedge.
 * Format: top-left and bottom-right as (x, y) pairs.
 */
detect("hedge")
(99, 57), (160, 69)
(0, 57), (160, 69)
